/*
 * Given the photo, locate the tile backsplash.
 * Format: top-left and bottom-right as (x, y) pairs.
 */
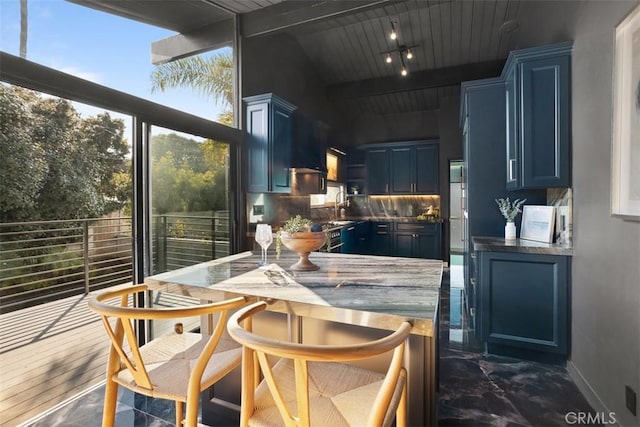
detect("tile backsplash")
(548, 188), (572, 246)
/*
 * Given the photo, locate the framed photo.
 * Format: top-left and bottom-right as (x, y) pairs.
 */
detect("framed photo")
(611, 3), (640, 220)
(521, 206), (556, 243)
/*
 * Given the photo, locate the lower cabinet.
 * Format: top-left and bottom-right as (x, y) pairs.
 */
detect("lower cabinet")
(340, 224), (356, 254)
(394, 223), (442, 259)
(477, 251), (570, 361)
(370, 221), (392, 256)
(347, 221), (442, 259)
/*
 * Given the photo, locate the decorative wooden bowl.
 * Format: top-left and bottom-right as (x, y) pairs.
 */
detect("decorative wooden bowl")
(279, 231), (327, 271)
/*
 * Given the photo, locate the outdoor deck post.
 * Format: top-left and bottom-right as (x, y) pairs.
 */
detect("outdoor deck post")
(83, 220), (90, 294)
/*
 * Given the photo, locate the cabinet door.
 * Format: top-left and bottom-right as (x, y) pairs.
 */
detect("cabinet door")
(505, 74), (519, 190)
(479, 251), (568, 355)
(415, 232), (441, 259)
(390, 147), (413, 194)
(271, 104), (293, 193)
(370, 222), (391, 255)
(246, 103), (269, 193)
(366, 149), (389, 194)
(415, 144), (439, 193)
(520, 55), (570, 188)
(354, 221), (370, 254)
(340, 225), (356, 254)
(370, 232), (391, 256)
(394, 232), (414, 257)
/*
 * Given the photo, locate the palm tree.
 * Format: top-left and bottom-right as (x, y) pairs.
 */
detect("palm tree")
(150, 50), (233, 117)
(20, 0), (27, 58)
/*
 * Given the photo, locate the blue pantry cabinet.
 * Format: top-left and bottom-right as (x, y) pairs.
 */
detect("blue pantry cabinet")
(460, 77), (546, 331)
(503, 42), (572, 190)
(244, 94), (297, 193)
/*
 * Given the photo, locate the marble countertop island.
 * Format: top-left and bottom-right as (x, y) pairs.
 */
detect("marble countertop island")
(145, 251), (443, 337)
(146, 250), (443, 426)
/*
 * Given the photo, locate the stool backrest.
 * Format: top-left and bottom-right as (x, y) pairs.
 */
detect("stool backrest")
(228, 301), (412, 427)
(89, 284), (246, 391)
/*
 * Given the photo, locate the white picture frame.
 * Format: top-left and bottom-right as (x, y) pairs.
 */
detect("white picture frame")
(611, 3), (640, 220)
(520, 206), (556, 243)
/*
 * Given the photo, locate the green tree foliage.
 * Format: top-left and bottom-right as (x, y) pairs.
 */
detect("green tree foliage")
(149, 50), (232, 215)
(0, 85), (130, 222)
(150, 133), (228, 214)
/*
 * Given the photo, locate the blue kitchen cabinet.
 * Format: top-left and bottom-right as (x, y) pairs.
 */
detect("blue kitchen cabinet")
(394, 222), (442, 259)
(244, 94), (297, 193)
(460, 78), (547, 332)
(389, 146), (412, 193)
(503, 42), (572, 189)
(478, 250), (570, 361)
(340, 224), (356, 254)
(365, 148), (390, 195)
(389, 143), (439, 194)
(414, 144), (439, 194)
(369, 221), (392, 256)
(367, 141), (439, 195)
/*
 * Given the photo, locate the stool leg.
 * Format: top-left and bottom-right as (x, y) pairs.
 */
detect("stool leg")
(175, 401), (184, 426)
(102, 378), (118, 427)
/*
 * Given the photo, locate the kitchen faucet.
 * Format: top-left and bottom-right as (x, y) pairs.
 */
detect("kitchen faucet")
(334, 189), (345, 219)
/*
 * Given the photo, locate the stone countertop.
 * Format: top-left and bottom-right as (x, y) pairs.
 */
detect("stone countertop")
(472, 236), (573, 256)
(347, 216), (445, 223)
(145, 251), (443, 336)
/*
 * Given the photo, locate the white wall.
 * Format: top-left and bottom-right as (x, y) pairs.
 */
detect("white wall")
(570, 2), (640, 425)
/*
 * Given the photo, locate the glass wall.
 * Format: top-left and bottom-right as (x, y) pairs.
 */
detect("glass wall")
(0, 84), (134, 310)
(149, 126), (231, 275)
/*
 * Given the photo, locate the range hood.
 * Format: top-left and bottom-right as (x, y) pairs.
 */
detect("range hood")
(291, 169), (327, 195)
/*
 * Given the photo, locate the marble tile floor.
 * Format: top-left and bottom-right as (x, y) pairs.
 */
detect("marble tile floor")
(23, 267), (597, 427)
(438, 267), (599, 427)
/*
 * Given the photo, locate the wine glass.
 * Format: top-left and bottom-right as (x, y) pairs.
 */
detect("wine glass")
(254, 224), (273, 267)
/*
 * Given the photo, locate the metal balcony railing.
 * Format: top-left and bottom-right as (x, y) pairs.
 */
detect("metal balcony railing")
(0, 213), (230, 313)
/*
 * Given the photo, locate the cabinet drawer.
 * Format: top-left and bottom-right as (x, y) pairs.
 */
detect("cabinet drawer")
(396, 222), (437, 234)
(372, 222), (392, 231)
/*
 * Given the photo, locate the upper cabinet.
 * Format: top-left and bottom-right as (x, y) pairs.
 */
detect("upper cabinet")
(366, 148), (391, 194)
(366, 141), (439, 195)
(292, 111), (328, 173)
(244, 94), (297, 193)
(503, 42), (572, 189)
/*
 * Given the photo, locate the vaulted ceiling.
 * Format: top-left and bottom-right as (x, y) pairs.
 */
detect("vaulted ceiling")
(73, 1), (581, 122)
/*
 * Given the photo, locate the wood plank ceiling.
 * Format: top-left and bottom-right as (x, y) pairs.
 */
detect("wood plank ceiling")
(74, 1), (577, 121)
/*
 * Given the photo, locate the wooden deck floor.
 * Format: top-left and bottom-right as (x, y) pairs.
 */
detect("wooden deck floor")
(0, 291), (114, 427)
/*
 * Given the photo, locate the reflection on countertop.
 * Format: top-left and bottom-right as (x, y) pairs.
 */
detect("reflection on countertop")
(472, 236), (573, 256)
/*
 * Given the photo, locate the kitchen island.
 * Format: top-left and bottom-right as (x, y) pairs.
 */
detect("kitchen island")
(145, 251), (442, 426)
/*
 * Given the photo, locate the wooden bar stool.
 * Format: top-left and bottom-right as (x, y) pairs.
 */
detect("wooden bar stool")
(88, 284), (246, 427)
(227, 301), (412, 427)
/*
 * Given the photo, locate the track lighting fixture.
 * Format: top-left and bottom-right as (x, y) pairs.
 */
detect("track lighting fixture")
(381, 21), (418, 77)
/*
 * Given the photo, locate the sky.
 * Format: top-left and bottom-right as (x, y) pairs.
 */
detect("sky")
(0, 0), (228, 140)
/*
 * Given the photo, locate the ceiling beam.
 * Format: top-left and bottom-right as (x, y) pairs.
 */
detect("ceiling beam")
(151, 0), (392, 64)
(0, 52), (241, 143)
(240, 0), (391, 37)
(152, 19), (234, 64)
(326, 59), (507, 99)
